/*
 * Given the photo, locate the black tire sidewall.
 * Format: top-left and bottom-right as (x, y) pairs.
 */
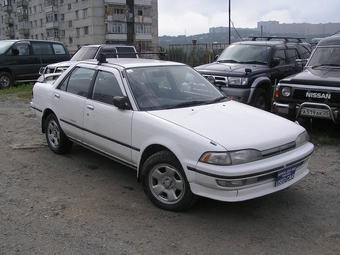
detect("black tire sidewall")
(141, 150), (197, 211)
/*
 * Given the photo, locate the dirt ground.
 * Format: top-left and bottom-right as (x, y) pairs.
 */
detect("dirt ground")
(0, 93), (339, 255)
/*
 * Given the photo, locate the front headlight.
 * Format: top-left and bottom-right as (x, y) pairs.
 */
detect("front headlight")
(281, 87), (291, 97)
(200, 149), (262, 166)
(227, 77), (248, 86)
(295, 131), (309, 147)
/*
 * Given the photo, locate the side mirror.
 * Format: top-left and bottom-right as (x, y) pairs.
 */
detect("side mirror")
(271, 58), (280, 67)
(214, 55), (219, 61)
(113, 96), (130, 110)
(295, 59), (308, 69)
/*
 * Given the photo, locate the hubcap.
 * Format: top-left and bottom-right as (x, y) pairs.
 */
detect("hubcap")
(47, 120), (60, 148)
(149, 164), (185, 204)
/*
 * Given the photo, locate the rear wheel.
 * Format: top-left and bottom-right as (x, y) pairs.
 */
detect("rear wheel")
(0, 72), (12, 89)
(45, 113), (73, 154)
(250, 88), (269, 111)
(141, 150), (197, 211)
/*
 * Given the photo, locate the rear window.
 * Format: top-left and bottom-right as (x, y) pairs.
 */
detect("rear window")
(52, 44), (67, 55)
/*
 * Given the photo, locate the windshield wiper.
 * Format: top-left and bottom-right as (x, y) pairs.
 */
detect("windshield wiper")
(242, 60), (266, 65)
(206, 96), (228, 104)
(217, 59), (240, 63)
(312, 63), (340, 69)
(166, 100), (207, 109)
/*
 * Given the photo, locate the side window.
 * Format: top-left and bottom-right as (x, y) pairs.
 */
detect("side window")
(32, 42), (53, 55)
(58, 67), (95, 97)
(16, 43), (30, 55)
(274, 49), (287, 65)
(92, 71), (123, 104)
(286, 49), (299, 64)
(52, 44), (67, 55)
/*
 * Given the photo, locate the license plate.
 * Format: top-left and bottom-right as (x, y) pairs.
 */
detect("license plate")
(275, 165), (297, 187)
(300, 107), (330, 118)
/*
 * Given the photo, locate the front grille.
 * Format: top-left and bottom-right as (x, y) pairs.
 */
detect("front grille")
(292, 89), (340, 103)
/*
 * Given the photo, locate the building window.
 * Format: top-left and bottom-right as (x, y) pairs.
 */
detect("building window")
(68, 20), (72, 27)
(61, 30), (65, 36)
(33, 6), (36, 13)
(67, 4), (71, 10)
(54, 30), (59, 38)
(34, 20), (37, 27)
(84, 26), (89, 35)
(107, 22), (127, 34)
(40, 19), (43, 26)
(76, 28), (80, 37)
(83, 8), (88, 18)
(60, 0), (63, 4)
(60, 14), (64, 20)
(75, 10), (79, 19)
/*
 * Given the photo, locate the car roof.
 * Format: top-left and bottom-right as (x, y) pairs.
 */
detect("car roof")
(80, 58), (186, 69)
(317, 34), (340, 47)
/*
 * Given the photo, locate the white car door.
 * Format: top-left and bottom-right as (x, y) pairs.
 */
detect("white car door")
(83, 69), (134, 165)
(54, 66), (96, 142)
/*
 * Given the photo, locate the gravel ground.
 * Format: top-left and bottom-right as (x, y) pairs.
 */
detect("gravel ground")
(0, 92), (339, 255)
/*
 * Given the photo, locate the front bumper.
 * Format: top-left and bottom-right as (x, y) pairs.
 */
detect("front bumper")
(273, 101), (339, 124)
(186, 142), (314, 202)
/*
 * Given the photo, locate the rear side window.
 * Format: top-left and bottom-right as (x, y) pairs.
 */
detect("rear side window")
(52, 44), (67, 55)
(32, 42), (53, 55)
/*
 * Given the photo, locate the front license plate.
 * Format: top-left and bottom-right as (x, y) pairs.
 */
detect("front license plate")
(275, 165), (297, 187)
(300, 108), (330, 118)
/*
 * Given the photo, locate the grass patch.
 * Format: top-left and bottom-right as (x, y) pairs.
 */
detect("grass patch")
(0, 83), (34, 100)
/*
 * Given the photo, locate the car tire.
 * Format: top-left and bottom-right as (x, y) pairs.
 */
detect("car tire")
(45, 113), (73, 154)
(0, 72), (12, 89)
(141, 150), (197, 211)
(251, 88), (269, 111)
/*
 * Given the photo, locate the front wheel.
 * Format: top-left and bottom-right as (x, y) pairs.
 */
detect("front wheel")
(141, 150), (197, 211)
(250, 88), (269, 111)
(0, 72), (12, 89)
(45, 113), (73, 154)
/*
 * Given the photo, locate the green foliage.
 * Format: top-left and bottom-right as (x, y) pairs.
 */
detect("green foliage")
(0, 83), (33, 100)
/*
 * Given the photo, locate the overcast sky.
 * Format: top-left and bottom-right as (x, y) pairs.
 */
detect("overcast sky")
(158, 0), (340, 36)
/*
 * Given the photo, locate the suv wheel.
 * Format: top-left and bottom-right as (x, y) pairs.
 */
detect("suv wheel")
(0, 72), (12, 89)
(251, 88), (269, 111)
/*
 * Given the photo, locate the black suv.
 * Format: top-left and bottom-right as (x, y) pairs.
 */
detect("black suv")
(273, 34), (340, 124)
(195, 37), (311, 110)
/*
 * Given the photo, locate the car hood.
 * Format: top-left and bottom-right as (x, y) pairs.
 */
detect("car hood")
(195, 62), (266, 75)
(46, 60), (75, 68)
(149, 100), (304, 151)
(280, 67), (340, 87)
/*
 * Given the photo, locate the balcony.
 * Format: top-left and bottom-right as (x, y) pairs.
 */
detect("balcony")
(5, 18), (14, 25)
(135, 16), (152, 23)
(106, 34), (127, 41)
(104, 0), (125, 4)
(18, 14), (28, 21)
(3, 5), (13, 13)
(106, 14), (127, 22)
(17, 0), (28, 7)
(45, 5), (58, 13)
(135, 0), (151, 6)
(46, 21), (59, 29)
(19, 28), (30, 35)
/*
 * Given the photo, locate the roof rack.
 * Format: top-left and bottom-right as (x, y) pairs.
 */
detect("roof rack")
(249, 36), (305, 43)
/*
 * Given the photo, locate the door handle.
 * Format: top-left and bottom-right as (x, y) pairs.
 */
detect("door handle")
(54, 94), (60, 99)
(87, 105), (95, 110)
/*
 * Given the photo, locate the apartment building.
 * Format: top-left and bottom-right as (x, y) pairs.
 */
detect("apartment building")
(0, 0), (158, 53)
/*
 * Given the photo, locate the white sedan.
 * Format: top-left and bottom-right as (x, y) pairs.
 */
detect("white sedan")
(30, 56), (314, 211)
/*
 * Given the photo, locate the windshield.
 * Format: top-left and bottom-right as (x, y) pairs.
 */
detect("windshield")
(307, 47), (340, 67)
(126, 65), (226, 111)
(0, 41), (15, 54)
(217, 44), (270, 65)
(70, 47), (98, 61)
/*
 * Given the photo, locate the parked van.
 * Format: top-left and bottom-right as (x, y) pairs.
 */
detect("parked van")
(0, 39), (70, 88)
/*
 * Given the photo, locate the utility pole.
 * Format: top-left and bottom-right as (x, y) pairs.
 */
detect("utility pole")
(228, 0), (231, 45)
